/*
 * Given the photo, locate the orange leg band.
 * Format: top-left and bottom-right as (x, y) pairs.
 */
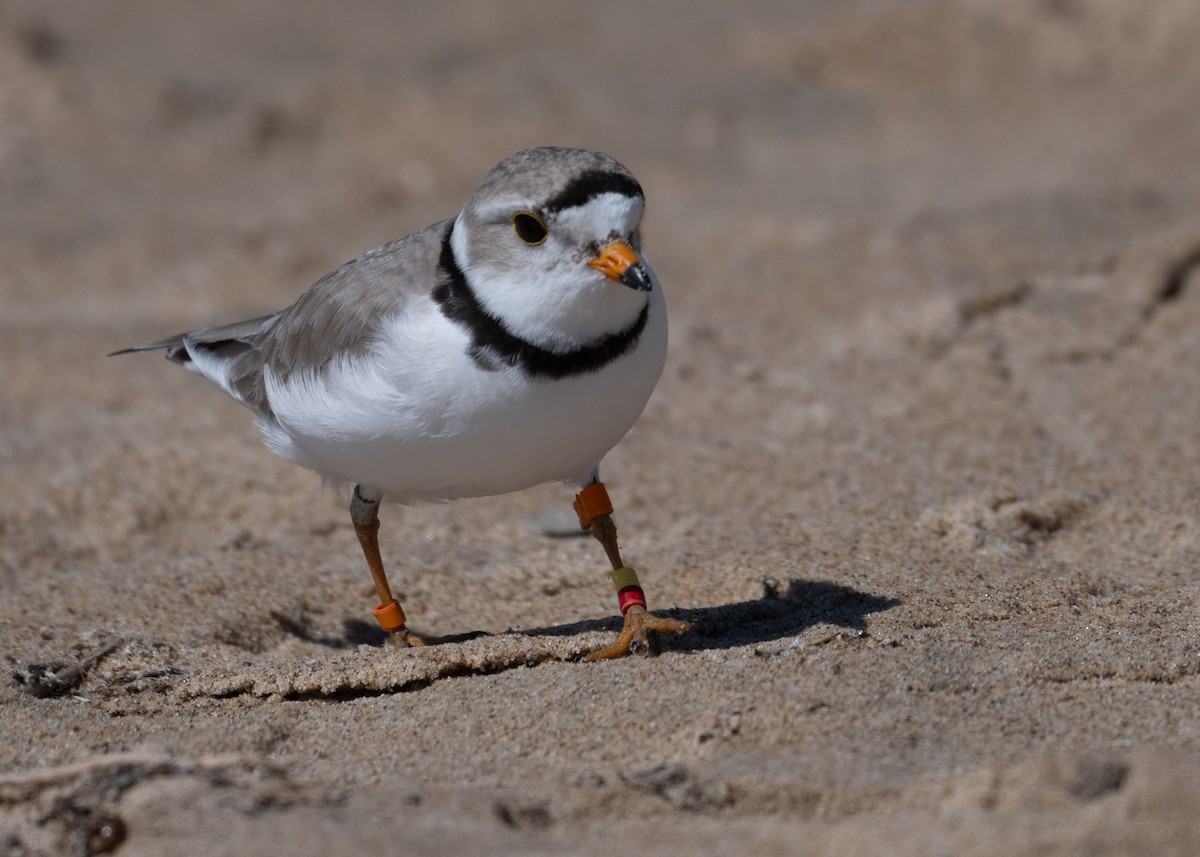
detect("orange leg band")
(373, 599), (407, 632)
(573, 482), (614, 530)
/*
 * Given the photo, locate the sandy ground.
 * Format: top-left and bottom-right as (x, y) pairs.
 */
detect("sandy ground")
(3, 1), (1200, 854)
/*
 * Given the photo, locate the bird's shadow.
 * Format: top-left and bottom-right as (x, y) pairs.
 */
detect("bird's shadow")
(521, 577), (901, 654)
(305, 578), (900, 656)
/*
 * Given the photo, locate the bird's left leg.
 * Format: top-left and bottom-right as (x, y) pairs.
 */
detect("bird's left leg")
(573, 482), (690, 660)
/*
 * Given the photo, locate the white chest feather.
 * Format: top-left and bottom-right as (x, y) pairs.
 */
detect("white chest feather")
(260, 284), (667, 502)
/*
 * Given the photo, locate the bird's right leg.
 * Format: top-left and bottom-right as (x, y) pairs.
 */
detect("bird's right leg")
(350, 485), (421, 644)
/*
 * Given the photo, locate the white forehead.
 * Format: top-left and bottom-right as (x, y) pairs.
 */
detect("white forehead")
(471, 195), (532, 223)
(551, 193), (643, 239)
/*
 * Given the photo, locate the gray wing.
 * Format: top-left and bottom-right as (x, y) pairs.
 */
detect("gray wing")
(111, 218), (454, 419)
(257, 218), (452, 382)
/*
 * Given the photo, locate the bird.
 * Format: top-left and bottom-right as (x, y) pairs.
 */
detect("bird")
(113, 146), (690, 660)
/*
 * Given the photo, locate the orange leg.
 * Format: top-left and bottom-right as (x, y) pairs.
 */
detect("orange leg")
(573, 483), (690, 660)
(350, 485), (486, 647)
(351, 485), (422, 645)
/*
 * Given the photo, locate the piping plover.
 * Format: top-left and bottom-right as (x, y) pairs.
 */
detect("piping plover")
(115, 147), (689, 660)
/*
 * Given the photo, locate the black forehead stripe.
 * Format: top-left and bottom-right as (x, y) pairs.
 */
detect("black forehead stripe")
(542, 170), (643, 213)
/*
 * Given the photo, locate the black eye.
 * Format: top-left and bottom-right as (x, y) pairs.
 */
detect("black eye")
(512, 211), (548, 245)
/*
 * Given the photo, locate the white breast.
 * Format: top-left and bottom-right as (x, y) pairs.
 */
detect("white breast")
(259, 281), (667, 502)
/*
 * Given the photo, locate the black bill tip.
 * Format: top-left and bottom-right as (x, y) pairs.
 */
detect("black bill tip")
(619, 263), (653, 292)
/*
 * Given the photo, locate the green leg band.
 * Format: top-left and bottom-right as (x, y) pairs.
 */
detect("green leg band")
(610, 566), (641, 592)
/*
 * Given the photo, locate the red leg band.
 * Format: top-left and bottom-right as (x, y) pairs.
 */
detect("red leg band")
(617, 585), (647, 615)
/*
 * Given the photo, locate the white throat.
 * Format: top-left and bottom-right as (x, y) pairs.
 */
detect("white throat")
(450, 209), (649, 352)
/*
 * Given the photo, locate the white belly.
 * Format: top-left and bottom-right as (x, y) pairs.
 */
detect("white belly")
(261, 289), (667, 502)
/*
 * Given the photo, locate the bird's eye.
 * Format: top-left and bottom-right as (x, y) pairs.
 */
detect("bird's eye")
(512, 211), (549, 246)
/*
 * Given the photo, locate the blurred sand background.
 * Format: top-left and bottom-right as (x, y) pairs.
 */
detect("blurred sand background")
(3, 1), (1200, 853)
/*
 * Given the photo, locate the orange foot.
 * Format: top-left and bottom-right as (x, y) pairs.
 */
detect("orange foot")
(586, 605), (691, 661)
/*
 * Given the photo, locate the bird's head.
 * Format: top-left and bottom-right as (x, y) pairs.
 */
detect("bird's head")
(451, 147), (655, 353)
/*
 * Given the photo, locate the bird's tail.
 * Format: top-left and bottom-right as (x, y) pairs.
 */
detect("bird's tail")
(109, 314), (278, 418)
